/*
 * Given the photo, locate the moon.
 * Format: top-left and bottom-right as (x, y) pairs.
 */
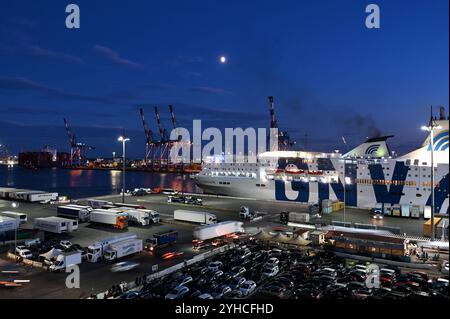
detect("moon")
(220, 56), (227, 63)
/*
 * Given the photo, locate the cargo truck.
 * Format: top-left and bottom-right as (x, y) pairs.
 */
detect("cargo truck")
(87, 234), (137, 262)
(0, 211), (27, 224)
(144, 230), (178, 252)
(174, 210), (217, 224)
(0, 216), (19, 232)
(33, 217), (78, 234)
(193, 221), (244, 241)
(49, 251), (82, 272)
(103, 238), (143, 261)
(111, 207), (160, 226)
(280, 211), (310, 224)
(89, 209), (128, 229)
(57, 205), (91, 222)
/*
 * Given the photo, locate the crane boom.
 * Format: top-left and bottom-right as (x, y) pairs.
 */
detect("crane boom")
(139, 108), (154, 143)
(154, 106), (166, 141)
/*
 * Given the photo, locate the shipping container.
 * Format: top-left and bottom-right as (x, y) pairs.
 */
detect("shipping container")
(401, 204), (410, 218)
(33, 216), (78, 234)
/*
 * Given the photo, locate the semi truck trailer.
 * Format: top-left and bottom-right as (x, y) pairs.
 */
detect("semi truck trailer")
(193, 221), (244, 241)
(57, 205), (91, 222)
(174, 210), (217, 224)
(144, 230), (178, 252)
(0, 216), (19, 232)
(89, 209), (128, 229)
(87, 234), (137, 262)
(33, 217), (78, 234)
(0, 211), (27, 224)
(103, 238), (143, 261)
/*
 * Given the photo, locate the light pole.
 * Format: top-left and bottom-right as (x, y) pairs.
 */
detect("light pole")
(118, 135), (130, 203)
(421, 122), (442, 241)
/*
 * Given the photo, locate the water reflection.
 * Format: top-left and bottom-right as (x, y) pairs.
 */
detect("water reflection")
(0, 166), (197, 199)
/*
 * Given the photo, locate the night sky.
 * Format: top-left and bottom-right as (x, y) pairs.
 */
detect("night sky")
(0, 0), (448, 158)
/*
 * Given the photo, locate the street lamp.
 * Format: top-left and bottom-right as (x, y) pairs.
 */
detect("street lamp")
(118, 135), (130, 203)
(421, 123), (442, 241)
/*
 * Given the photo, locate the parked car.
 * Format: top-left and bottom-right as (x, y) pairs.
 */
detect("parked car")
(59, 240), (72, 249)
(265, 257), (279, 267)
(239, 280), (257, 297)
(15, 246), (33, 259)
(165, 286), (190, 299)
(229, 277), (246, 290)
(208, 261), (223, 272)
(262, 265), (279, 278)
(211, 285), (232, 299)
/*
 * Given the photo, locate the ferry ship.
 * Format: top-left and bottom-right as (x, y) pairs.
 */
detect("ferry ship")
(193, 108), (449, 214)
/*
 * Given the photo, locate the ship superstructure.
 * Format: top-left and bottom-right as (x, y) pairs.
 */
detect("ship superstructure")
(194, 107), (449, 214)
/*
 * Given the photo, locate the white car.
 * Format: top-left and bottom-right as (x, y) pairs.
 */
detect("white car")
(171, 275), (193, 289)
(208, 261), (223, 271)
(239, 280), (257, 297)
(165, 285), (189, 299)
(265, 257), (279, 267)
(262, 265), (279, 278)
(60, 240), (72, 249)
(211, 285), (232, 299)
(111, 261), (140, 273)
(15, 246), (33, 259)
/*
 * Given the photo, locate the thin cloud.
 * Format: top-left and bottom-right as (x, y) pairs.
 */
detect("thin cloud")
(23, 45), (84, 64)
(190, 86), (232, 95)
(0, 76), (123, 105)
(93, 45), (145, 69)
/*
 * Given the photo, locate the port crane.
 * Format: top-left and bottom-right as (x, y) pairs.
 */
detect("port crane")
(268, 96), (294, 151)
(63, 118), (94, 166)
(139, 108), (159, 166)
(154, 106), (170, 166)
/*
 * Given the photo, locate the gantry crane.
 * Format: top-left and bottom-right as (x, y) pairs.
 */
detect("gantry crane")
(139, 108), (159, 166)
(63, 118), (94, 166)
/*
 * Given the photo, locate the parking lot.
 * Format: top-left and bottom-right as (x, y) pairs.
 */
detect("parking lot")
(0, 191), (440, 298)
(112, 241), (449, 300)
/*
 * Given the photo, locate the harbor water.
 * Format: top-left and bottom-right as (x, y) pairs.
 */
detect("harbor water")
(0, 166), (198, 199)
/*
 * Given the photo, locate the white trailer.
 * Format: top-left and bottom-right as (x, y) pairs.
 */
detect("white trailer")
(10, 191), (58, 202)
(33, 216), (78, 234)
(174, 210), (217, 224)
(49, 251), (82, 272)
(87, 234), (137, 262)
(26, 192), (58, 202)
(0, 211), (27, 224)
(90, 209), (128, 229)
(193, 221), (244, 241)
(103, 238), (143, 261)
(87, 199), (113, 209)
(0, 216), (19, 232)
(57, 205), (91, 222)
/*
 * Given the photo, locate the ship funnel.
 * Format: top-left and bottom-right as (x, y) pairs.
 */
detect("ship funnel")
(439, 106), (446, 120)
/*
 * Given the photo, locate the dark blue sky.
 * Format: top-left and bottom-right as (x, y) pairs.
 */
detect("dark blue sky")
(0, 0), (448, 158)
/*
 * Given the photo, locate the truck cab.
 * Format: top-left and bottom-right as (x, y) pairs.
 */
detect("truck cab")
(239, 206), (254, 220)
